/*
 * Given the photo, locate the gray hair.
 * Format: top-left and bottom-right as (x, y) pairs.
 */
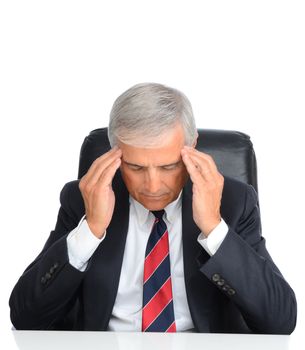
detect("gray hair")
(108, 83), (197, 148)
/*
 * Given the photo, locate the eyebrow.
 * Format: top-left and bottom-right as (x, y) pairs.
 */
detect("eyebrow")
(122, 160), (181, 168)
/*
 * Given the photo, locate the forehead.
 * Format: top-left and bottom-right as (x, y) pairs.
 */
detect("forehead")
(119, 125), (185, 165)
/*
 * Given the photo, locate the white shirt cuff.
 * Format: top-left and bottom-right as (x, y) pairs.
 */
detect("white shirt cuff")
(197, 219), (228, 256)
(67, 215), (106, 271)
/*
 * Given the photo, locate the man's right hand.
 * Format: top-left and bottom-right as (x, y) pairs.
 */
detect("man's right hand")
(79, 146), (122, 239)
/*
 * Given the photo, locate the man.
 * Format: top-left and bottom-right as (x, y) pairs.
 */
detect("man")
(9, 83), (296, 333)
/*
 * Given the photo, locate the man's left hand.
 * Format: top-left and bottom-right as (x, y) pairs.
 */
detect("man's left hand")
(181, 146), (224, 237)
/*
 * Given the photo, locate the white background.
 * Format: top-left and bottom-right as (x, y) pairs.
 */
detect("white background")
(0, 0), (304, 347)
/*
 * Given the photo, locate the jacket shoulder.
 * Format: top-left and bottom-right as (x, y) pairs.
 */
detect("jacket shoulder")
(221, 176), (258, 223)
(60, 180), (85, 222)
(222, 176), (256, 195)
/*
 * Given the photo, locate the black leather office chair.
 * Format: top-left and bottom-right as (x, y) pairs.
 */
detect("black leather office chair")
(78, 128), (258, 193)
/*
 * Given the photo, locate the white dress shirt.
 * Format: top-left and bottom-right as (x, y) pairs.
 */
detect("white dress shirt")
(67, 192), (228, 331)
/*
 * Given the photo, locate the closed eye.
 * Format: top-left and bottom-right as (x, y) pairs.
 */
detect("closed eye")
(128, 164), (143, 171)
(124, 161), (181, 171)
(161, 164), (178, 170)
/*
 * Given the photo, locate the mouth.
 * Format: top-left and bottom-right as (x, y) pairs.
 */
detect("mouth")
(142, 194), (167, 199)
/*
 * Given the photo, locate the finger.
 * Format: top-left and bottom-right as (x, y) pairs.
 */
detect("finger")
(183, 147), (218, 172)
(97, 157), (121, 188)
(83, 148), (122, 186)
(183, 151), (217, 182)
(84, 147), (120, 178)
(90, 147), (121, 171)
(181, 151), (205, 185)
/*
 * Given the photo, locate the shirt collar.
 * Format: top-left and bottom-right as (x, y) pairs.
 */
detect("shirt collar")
(129, 191), (182, 227)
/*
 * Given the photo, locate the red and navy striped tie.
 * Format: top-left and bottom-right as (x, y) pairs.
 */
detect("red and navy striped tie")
(142, 210), (176, 332)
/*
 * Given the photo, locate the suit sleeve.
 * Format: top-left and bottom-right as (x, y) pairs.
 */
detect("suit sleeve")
(9, 181), (87, 330)
(199, 184), (297, 334)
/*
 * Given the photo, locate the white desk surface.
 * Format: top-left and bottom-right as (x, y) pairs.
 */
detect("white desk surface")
(3, 330), (302, 350)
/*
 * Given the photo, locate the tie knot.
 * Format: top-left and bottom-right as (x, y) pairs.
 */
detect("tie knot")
(151, 210), (165, 220)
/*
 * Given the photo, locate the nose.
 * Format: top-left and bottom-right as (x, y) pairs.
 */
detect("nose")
(144, 169), (162, 195)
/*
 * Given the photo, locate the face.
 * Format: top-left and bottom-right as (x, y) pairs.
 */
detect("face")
(119, 124), (192, 211)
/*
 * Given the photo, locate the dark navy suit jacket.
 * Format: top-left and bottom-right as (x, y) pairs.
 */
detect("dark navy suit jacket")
(9, 172), (297, 333)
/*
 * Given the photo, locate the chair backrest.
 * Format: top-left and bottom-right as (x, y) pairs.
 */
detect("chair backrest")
(78, 128), (258, 193)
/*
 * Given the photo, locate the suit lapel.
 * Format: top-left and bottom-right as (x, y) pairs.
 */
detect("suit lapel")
(82, 170), (130, 330)
(182, 178), (214, 332)
(182, 178), (203, 278)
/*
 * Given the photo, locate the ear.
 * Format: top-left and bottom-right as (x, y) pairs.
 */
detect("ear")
(192, 132), (199, 148)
